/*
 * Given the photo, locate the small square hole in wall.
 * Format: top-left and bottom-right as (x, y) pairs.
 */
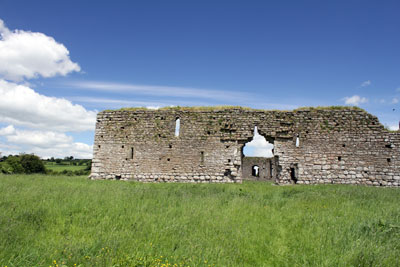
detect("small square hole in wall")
(387, 158), (391, 163)
(121, 126), (124, 129)
(98, 145), (101, 148)
(167, 158), (170, 161)
(338, 156), (342, 161)
(228, 159), (231, 163)
(101, 135), (103, 138)
(125, 158), (128, 161)
(207, 131), (211, 135)
(122, 145), (124, 148)
(342, 144), (346, 147)
(169, 144), (172, 148)
(226, 145), (230, 149)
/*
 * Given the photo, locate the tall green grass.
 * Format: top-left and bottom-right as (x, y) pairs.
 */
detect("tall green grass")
(0, 175), (399, 266)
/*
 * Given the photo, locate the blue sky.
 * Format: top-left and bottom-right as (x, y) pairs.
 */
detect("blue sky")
(0, 0), (399, 158)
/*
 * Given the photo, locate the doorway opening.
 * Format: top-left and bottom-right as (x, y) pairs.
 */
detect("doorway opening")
(290, 164), (298, 184)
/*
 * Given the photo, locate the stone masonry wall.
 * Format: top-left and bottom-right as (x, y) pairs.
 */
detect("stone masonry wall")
(242, 157), (276, 181)
(90, 106), (400, 186)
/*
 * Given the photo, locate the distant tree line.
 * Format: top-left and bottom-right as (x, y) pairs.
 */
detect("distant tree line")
(45, 156), (91, 166)
(0, 154), (91, 175)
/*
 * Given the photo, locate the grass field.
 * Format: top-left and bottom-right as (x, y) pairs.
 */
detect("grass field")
(43, 164), (87, 172)
(43, 162), (88, 172)
(0, 175), (399, 266)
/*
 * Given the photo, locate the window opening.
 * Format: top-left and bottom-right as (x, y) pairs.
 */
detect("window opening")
(295, 135), (300, 147)
(200, 151), (205, 165)
(175, 118), (180, 137)
(252, 165), (260, 177)
(130, 147), (134, 159)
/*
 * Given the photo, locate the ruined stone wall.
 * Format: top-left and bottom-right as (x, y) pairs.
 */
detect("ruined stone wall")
(90, 107), (400, 186)
(242, 157), (275, 181)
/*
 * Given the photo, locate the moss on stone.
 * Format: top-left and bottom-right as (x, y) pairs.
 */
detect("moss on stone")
(102, 105), (365, 114)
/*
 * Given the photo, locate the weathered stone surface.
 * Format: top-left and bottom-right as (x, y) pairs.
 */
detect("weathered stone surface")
(90, 106), (400, 186)
(242, 157), (277, 181)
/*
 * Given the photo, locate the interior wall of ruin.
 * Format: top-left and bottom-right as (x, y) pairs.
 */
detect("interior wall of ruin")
(242, 157), (275, 181)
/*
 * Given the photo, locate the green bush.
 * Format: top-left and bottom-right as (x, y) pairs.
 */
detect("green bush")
(20, 154), (46, 174)
(1, 155), (24, 174)
(0, 154), (45, 174)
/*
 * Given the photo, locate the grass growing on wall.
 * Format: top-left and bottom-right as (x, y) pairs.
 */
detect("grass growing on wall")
(0, 175), (399, 266)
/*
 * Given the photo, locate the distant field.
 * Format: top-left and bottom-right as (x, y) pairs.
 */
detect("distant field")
(44, 163), (87, 172)
(43, 162), (88, 172)
(0, 175), (399, 266)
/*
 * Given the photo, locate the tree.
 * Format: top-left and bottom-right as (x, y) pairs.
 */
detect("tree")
(0, 154), (45, 174)
(20, 154), (46, 174)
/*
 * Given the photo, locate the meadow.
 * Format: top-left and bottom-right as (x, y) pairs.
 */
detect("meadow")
(43, 162), (88, 172)
(0, 175), (399, 267)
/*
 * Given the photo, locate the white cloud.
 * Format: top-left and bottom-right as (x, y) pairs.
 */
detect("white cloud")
(360, 80), (371, 87)
(69, 96), (166, 107)
(67, 81), (253, 102)
(388, 125), (398, 131)
(392, 98), (399, 104)
(0, 125), (93, 158)
(0, 125), (15, 135)
(0, 19), (93, 158)
(343, 95), (368, 106)
(0, 80), (97, 132)
(0, 19), (80, 81)
(243, 127), (274, 157)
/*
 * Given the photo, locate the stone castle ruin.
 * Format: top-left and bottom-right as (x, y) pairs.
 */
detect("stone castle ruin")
(90, 106), (400, 186)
